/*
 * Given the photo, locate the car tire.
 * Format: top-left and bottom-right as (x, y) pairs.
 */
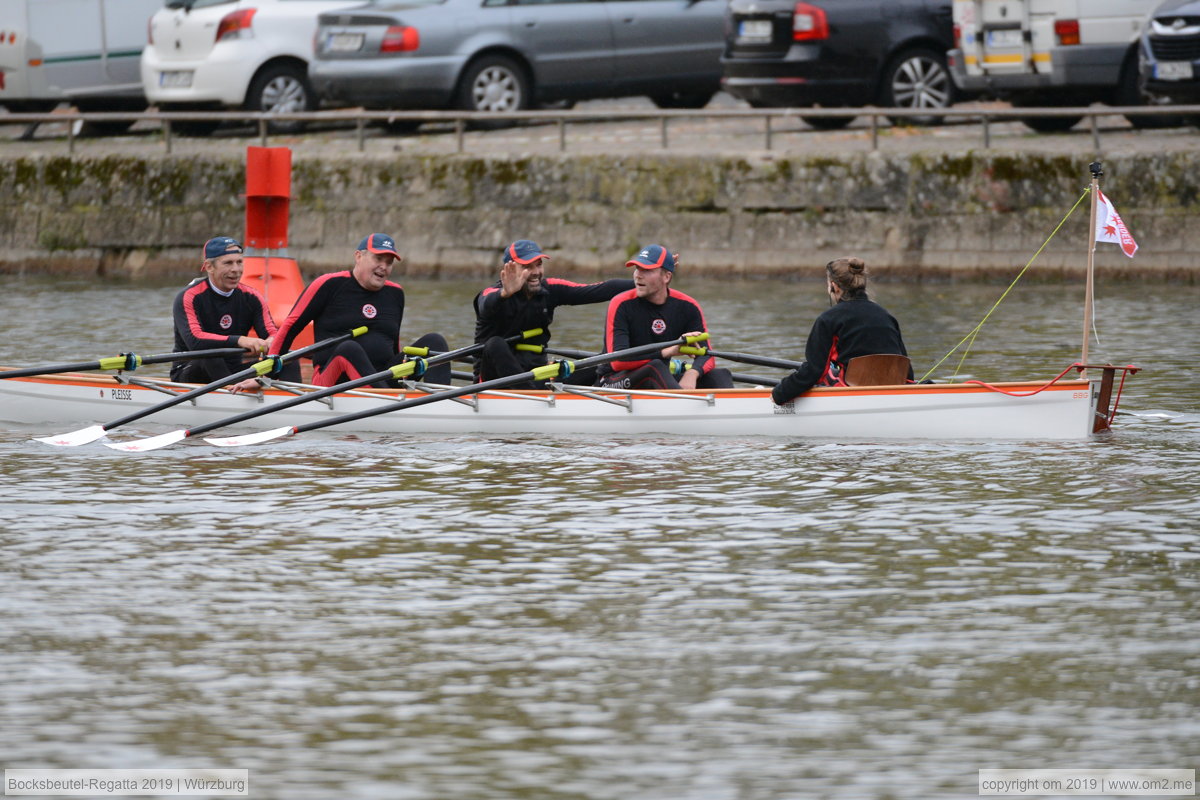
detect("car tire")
(802, 115), (855, 130)
(456, 54), (530, 127)
(245, 63), (314, 134)
(879, 47), (954, 126)
(651, 90), (715, 109)
(1115, 59), (1183, 129)
(73, 100), (144, 136)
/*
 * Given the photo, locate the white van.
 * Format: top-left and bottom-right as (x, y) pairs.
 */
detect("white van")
(0, 0), (162, 127)
(948, 0), (1168, 130)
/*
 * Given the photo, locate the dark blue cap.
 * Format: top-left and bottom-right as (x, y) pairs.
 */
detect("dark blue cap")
(203, 236), (243, 260)
(358, 233), (401, 258)
(505, 239), (548, 265)
(626, 244), (675, 273)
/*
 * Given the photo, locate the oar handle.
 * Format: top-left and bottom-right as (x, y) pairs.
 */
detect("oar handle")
(0, 347), (244, 380)
(677, 346), (802, 371)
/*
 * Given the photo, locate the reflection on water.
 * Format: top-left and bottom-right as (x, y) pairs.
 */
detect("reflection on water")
(1, 277), (1197, 800)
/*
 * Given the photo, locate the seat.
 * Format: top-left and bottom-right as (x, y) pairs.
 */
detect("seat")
(843, 354), (911, 386)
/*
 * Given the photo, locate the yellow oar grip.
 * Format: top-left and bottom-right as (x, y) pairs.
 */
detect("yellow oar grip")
(251, 359), (276, 377)
(389, 361), (417, 379)
(531, 362), (564, 382)
(99, 355), (139, 370)
(679, 346), (707, 357)
(521, 327), (544, 339)
(515, 344), (544, 353)
(402, 346), (429, 357)
(351, 326), (369, 337)
(684, 332), (710, 345)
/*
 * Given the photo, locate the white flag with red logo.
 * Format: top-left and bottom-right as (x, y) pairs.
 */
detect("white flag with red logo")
(1095, 189), (1138, 258)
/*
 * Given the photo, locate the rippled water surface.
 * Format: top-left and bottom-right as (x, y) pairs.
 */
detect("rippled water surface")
(1, 276), (1197, 800)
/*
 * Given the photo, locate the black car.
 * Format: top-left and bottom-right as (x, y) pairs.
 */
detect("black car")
(721, 0), (958, 128)
(1141, 0), (1200, 105)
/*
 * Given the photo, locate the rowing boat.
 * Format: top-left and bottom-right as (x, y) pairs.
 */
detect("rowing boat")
(0, 368), (1119, 441)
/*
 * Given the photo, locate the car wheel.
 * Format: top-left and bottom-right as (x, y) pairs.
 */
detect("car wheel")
(879, 48), (954, 126)
(801, 115), (855, 130)
(456, 55), (530, 127)
(1115, 60), (1183, 129)
(246, 63), (314, 134)
(651, 90), (715, 109)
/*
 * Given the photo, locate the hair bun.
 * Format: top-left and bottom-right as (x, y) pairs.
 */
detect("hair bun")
(848, 258), (865, 274)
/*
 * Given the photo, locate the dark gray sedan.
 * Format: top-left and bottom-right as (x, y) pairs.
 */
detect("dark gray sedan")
(310, 0), (726, 121)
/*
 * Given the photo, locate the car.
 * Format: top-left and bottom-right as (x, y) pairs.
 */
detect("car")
(720, 0), (960, 129)
(141, 0), (363, 135)
(949, 0), (1174, 132)
(309, 0), (726, 126)
(1140, 0), (1200, 107)
(0, 0), (162, 133)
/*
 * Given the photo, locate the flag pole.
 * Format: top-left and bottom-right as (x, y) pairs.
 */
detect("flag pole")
(1082, 161), (1102, 381)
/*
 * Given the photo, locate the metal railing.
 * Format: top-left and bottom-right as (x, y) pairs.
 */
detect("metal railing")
(2, 105), (1197, 156)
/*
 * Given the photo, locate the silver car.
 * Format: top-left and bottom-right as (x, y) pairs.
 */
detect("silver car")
(310, 0), (726, 123)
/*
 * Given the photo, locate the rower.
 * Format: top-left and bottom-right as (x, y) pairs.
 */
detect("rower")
(472, 239), (633, 388)
(268, 233), (451, 388)
(170, 236), (299, 392)
(771, 256), (913, 405)
(596, 244), (733, 391)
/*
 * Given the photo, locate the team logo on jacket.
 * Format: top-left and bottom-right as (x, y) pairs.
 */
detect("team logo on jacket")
(219, 314), (233, 330)
(651, 318), (667, 335)
(362, 304), (378, 319)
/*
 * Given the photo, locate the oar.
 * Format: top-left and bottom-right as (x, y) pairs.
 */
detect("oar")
(678, 346), (802, 371)
(34, 327), (368, 447)
(204, 333), (711, 448)
(102, 328), (545, 452)
(530, 344), (780, 387)
(0, 347), (246, 380)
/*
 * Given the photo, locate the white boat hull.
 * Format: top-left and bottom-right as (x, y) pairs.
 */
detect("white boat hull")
(0, 371), (1104, 441)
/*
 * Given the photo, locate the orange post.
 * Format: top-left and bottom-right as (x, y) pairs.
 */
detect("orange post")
(241, 146), (312, 351)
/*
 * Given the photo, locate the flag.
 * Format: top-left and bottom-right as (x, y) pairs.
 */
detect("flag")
(1095, 189), (1138, 258)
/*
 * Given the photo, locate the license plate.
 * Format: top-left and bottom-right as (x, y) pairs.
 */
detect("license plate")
(737, 19), (772, 42)
(159, 71), (193, 89)
(985, 28), (1023, 48)
(1155, 60), (1194, 80)
(326, 32), (364, 52)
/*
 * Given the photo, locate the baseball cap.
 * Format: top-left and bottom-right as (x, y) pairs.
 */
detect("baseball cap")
(505, 239), (548, 265)
(203, 236), (243, 260)
(626, 244), (675, 273)
(358, 233), (401, 258)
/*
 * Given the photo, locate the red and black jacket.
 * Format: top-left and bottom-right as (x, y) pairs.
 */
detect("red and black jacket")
(599, 288), (717, 377)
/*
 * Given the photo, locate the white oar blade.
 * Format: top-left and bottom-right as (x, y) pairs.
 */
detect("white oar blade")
(33, 425), (107, 447)
(203, 427), (294, 447)
(103, 430), (189, 452)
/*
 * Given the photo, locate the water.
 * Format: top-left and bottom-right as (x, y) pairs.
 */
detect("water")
(1, 275), (1197, 800)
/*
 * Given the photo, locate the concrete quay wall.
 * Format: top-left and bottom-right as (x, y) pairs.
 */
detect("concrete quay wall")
(1, 151), (1196, 281)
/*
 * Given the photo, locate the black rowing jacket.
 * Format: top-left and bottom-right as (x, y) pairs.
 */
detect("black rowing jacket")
(599, 288), (717, 377)
(473, 277), (633, 372)
(270, 271), (404, 371)
(771, 296), (912, 404)
(171, 278), (275, 380)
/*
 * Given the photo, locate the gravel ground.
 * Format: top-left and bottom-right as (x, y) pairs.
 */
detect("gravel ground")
(3, 95), (1198, 161)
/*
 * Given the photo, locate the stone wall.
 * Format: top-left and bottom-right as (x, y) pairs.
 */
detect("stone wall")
(1, 151), (1196, 281)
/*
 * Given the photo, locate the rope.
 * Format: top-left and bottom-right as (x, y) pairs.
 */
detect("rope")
(920, 187), (1091, 382)
(963, 362), (1084, 396)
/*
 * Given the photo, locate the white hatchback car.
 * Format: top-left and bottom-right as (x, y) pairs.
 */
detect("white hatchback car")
(142, 0), (362, 135)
